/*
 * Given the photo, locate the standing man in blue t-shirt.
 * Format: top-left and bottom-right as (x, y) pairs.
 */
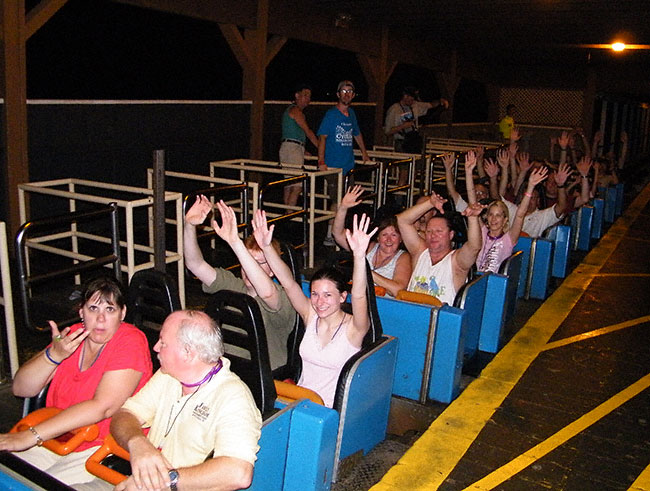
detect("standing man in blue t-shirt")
(317, 80), (370, 245)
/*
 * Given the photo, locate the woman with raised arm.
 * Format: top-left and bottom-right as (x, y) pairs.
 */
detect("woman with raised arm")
(332, 185), (411, 297)
(475, 166), (548, 273)
(0, 276), (152, 487)
(253, 209), (376, 408)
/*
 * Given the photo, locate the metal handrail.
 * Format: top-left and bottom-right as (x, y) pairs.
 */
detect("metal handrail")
(382, 158), (414, 207)
(346, 163), (381, 212)
(259, 175), (309, 254)
(15, 203), (121, 333)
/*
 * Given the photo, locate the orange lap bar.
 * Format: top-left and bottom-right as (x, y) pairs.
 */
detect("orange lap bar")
(85, 434), (130, 485)
(11, 407), (99, 456)
(274, 380), (324, 405)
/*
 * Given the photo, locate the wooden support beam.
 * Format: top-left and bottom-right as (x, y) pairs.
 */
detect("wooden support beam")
(220, 0), (279, 160)
(25, 0), (69, 40)
(357, 27), (395, 146)
(1, 0), (29, 236)
(437, 50), (460, 124)
(265, 35), (287, 68)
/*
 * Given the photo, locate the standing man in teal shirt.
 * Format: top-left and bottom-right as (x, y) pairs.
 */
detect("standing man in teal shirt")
(280, 84), (319, 206)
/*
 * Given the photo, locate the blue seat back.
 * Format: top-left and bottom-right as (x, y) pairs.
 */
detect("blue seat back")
(498, 250), (523, 323)
(544, 224), (571, 278)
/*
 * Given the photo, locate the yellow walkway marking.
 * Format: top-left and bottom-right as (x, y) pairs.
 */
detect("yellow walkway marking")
(630, 463), (650, 490)
(464, 373), (650, 490)
(542, 315), (650, 351)
(594, 273), (650, 277)
(373, 183), (650, 491)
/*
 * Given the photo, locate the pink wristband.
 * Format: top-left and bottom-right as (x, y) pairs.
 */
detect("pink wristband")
(524, 192), (533, 198)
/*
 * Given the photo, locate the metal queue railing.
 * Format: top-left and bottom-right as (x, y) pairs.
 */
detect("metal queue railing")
(259, 175), (309, 259)
(346, 162), (382, 213)
(382, 158), (415, 208)
(15, 203), (122, 333)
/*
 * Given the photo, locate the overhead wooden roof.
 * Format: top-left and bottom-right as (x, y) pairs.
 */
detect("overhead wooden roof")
(116, 0), (650, 96)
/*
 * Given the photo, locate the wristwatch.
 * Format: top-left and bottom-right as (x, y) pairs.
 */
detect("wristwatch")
(168, 469), (179, 491)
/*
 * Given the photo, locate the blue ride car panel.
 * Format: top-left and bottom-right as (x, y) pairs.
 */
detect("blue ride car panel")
(283, 400), (339, 491)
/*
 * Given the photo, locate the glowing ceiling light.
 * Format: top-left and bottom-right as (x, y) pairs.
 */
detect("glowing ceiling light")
(611, 42), (626, 51)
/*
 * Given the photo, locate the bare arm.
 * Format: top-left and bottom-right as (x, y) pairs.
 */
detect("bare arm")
(554, 163), (571, 217)
(354, 133), (370, 162)
(574, 157), (593, 208)
(317, 135), (327, 170)
(212, 201), (279, 309)
(513, 152), (531, 196)
(496, 148), (510, 197)
(396, 193), (446, 257)
(184, 195), (218, 286)
(453, 203), (484, 276)
(371, 252), (411, 297)
(509, 167), (548, 242)
(12, 321), (89, 397)
(332, 185), (363, 250)
(442, 152), (460, 204)
(290, 106), (319, 149)
(345, 214), (377, 347)
(111, 408), (173, 491)
(484, 158), (500, 200)
(475, 146), (486, 178)
(252, 210), (312, 319)
(591, 130), (602, 158)
(464, 151), (478, 204)
(1, 367), (143, 452)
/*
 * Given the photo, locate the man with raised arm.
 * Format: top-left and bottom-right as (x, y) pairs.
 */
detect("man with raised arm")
(396, 192), (484, 305)
(384, 86), (449, 153)
(183, 196), (295, 370)
(110, 310), (262, 491)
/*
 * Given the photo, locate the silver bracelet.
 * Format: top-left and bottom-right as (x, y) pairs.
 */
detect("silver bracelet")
(29, 426), (44, 447)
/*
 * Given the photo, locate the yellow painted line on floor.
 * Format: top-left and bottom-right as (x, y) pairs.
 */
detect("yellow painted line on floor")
(465, 373), (650, 490)
(629, 463), (650, 491)
(542, 315), (650, 351)
(373, 183), (650, 491)
(594, 273), (650, 277)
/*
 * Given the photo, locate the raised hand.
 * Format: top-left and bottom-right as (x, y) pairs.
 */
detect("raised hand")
(211, 201), (241, 245)
(345, 213), (378, 257)
(558, 130), (570, 149)
(576, 157), (592, 177)
(185, 195), (213, 226)
(516, 152), (531, 173)
(340, 185), (364, 210)
(441, 152), (456, 171)
(620, 131), (628, 144)
(461, 202), (487, 217)
(474, 146), (485, 160)
(555, 162), (572, 187)
(428, 191), (448, 214)
(464, 150), (477, 174)
(48, 320), (89, 364)
(508, 140), (518, 160)
(510, 127), (521, 142)
(593, 130), (603, 144)
(528, 166), (549, 188)
(496, 148), (509, 168)
(483, 158), (499, 178)
(251, 209), (275, 249)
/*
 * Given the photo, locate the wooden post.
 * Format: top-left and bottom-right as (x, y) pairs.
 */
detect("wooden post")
(1, 0), (28, 236)
(220, 0), (286, 161)
(357, 26), (396, 147)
